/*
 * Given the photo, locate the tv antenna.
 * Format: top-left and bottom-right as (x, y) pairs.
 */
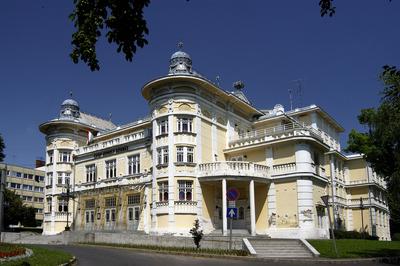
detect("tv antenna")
(288, 79), (304, 110)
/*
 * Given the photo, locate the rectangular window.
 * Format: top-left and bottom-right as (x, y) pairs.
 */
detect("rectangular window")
(58, 172), (63, 185)
(177, 118), (193, 133)
(158, 182), (169, 202)
(85, 210), (95, 223)
(86, 164), (96, 183)
(177, 147), (184, 162)
(128, 207), (140, 221)
(57, 172), (70, 185)
(157, 147), (169, 165)
(46, 173), (53, 186)
(85, 199), (96, 209)
(159, 119), (168, 135)
(47, 198), (52, 212)
(16, 172), (22, 178)
(111, 209), (116, 222)
(178, 180), (193, 201)
(58, 199), (68, 212)
(127, 194), (140, 205)
(128, 155), (140, 175)
(105, 160), (117, 178)
(58, 151), (71, 163)
(105, 209), (110, 222)
(176, 146), (194, 163)
(105, 197), (116, 208)
(48, 151), (54, 164)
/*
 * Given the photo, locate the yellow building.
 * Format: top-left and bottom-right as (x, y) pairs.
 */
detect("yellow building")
(0, 163), (45, 225)
(39, 47), (390, 240)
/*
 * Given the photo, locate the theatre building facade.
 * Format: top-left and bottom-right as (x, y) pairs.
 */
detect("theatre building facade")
(39, 48), (391, 240)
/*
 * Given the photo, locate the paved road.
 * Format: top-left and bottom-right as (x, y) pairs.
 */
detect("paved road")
(46, 245), (387, 266)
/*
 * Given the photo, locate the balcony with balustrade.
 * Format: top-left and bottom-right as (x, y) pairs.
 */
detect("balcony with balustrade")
(44, 212), (72, 222)
(197, 161), (270, 180)
(228, 122), (326, 149)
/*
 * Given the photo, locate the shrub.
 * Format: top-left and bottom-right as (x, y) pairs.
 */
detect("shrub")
(329, 229), (378, 240)
(392, 233), (400, 241)
(189, 219), (204, 249)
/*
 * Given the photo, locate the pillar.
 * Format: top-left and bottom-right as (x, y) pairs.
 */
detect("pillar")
(222, 178), (227, 235)
(250, 179), (256, 236)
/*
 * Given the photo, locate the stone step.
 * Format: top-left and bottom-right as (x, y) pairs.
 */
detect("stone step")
(248, 238), (313, 258)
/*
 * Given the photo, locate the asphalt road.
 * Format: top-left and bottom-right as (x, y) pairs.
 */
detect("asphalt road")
(46, 245), (388, 266)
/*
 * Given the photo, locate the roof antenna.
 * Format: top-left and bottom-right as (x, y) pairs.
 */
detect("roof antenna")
(69, 91), (73, 98)
(289, 79), (304, 109)
(177, 41), (184, 51)
(109, 112), (112, 122)
(215, 75), (220, 86)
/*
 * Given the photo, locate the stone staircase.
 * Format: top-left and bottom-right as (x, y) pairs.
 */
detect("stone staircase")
(248, 239), (315, 258)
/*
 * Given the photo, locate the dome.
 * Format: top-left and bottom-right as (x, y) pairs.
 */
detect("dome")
(62, 98), (79, 107)
(170, 51), (191, 60)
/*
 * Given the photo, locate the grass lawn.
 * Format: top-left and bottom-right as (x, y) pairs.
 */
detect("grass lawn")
(308, 239), (400, 258)
(1, 245), (73, 266)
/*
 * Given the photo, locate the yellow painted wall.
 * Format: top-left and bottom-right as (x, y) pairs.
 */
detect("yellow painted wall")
(352, 209), (371, 233)
(298, 114), (311, 125)
(217, 127), (227, 160)
(157, 214), (169, 229)
(275, 181), (298, 228)
(273, 143), (295, 165)
(347, 159), (367, 181)
(201, 120), (212, 162)
(255, 183), (268, 231)
(245, 148), (266, 165)
(201, 183), (215, 220)
(349, 187), (369, 198)
(175, 214), (196, 229)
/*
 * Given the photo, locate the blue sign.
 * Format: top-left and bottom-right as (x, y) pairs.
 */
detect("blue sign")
(227, 207), (238, 219)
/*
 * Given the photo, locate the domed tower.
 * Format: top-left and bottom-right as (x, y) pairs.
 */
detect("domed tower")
(169, 42), (193, 75)
(39, 96), (116, 235)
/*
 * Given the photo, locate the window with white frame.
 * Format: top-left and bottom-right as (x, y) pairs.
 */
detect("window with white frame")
(47, 197), (52, 212)
(58, 199), (68, 212)
(47, 151), (53, 164)
(158, 182), (168, 202)
(86, 164), (96, 182)
(178, 180), (193, 201)
(128, 206), (140, 221)
(157, 147), (168, 165)
(105, 197), (116, 208)
(176, 146), (194, 163)
(46, 172), (53, 186)
(159, 119), (168, 135)
(58, 150), (71, 163)
(85, 210), (95, 223)
(105, 159), (117, 178)
(128, 155), (140, 175)
(57, 172), (70, 185)
(177, 117), (193, 133)
(127, 194), (140, 205)
(105, 209), (116, 222)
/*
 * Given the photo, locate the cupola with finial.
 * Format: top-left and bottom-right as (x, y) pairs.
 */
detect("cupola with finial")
(60, 92), (80, 119)
(169, 42), (193, 75)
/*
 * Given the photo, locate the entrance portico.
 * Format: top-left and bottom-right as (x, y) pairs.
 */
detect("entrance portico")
(198, 161), (271, 236)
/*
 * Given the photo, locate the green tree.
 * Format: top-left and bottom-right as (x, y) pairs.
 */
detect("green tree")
(346, 66), (400, 234)
(0, 133), (5, 162)
(189, 219), (203, 249)
(4, 189), (37, 228)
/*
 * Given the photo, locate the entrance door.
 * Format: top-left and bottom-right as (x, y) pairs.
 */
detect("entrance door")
(127, 206), (140, 231)
(232, 200), (247, 229)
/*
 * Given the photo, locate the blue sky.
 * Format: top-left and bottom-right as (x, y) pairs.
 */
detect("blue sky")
(0, 0), (399, 167)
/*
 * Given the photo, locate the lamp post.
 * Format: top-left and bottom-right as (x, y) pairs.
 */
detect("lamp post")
(360, 197), (364, 238)
(61, 183), (74, 232)
(321, 195), (338, 257)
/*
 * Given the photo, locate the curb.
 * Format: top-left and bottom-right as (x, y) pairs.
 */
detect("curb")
(59, 256), (77, 266)
(76, 243), (400, 264)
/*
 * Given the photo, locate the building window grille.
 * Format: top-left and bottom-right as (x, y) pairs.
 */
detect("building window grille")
(86, 164), (96, 182)
(177, 118), (192, 133)
(158, 182), (169, 202)
(105, 159), (117, 178)
(105, 197), (116, 208)
(128, 155), (140, 175)
(85, 199), (96, 209)
(127, 194), (140, 205)
(159, 119), (168, 135)
(178, 180), (193, 201)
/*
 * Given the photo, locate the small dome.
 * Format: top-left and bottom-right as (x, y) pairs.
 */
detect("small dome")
(170, 51), (191, 60)
(62, 99), (79, 107)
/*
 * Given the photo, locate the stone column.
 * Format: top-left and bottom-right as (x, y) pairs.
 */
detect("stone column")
(151, 119), (158, 231)
(51, 147), (58, 233)
(222, 178), (227, 235)
(249, 179), (256, 236)
(297, 178), (314, 230)
(295, 143), (312, 172)
(195, 112), (203, 217)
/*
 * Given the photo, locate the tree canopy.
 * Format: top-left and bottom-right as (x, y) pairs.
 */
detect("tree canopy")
(346, 66), (400, 226)
(69, 0), (150, 71)
(4, 189), (37, 228)
(0, 133), (5, 162)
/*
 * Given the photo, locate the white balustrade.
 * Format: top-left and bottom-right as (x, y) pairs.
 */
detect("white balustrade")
(272, 163), (297, 175)
(174, 201), (197, 214)
(197, 161), (270, 179)
(155, 201), (169, 214)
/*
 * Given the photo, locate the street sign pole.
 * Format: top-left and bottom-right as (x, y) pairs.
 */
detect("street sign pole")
(229, 216), (233, 250)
